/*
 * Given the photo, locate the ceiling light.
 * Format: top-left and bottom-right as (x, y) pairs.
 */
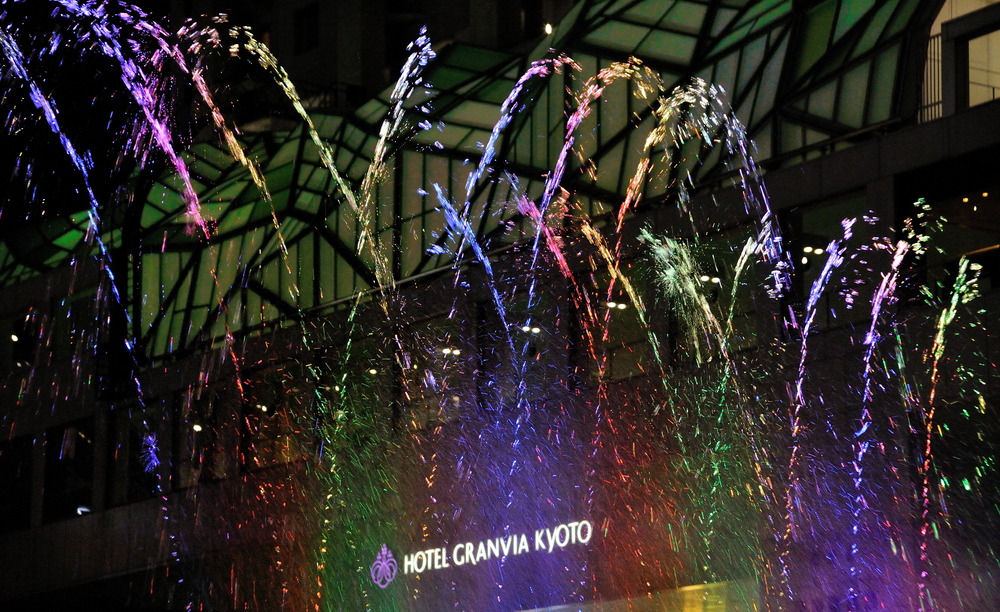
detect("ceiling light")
(530, 327), (541, 334)
(544, 23), (553, 35)
(368, 368), (378, 375)
(607, 301), (618, 308)
(192, 424), (203, 432)
(10, 334), (17, 342)
(617, 303), (627, 309)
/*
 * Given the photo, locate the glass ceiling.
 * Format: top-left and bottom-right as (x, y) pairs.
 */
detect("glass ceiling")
(0, 0), (936, 360)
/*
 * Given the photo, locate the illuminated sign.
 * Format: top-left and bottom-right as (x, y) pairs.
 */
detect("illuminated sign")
(370, 519), (593, 586)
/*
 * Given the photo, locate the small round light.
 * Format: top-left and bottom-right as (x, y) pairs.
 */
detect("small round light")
(617, 303), (627, 309)
(983, 192), (989, 198)
(711, 277), (721, 284)
(607, 301), (618, 308)
(531, 327), (541, 334)
(544, 23), (553, 35)
(521, 325), (531, 332)
(368, 368), (378, 375)
(801, 256), (809, 265)
(192, 424), (203, 432)
(803, 246), (814, 254)
(699, 275), (710, 282)
(963, 197), (970, 203)
(442, 347), (452, 354)
(10, 334), (18, 342)
(452, 349), (461, 356)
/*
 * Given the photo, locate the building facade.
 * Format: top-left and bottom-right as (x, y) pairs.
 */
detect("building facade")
(1, 1), (999, 610)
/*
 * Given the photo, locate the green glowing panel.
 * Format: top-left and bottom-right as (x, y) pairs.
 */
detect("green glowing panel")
(712, 8), (739, 37)
(714, 22), (754, 55)
(622, 3), (669, 24)
(838, 63), (870, 127)
(637, 31), (697, 65)
(856, 1), (896, 54)
(665, 3), (708, 34)
(796, 2), (836, 78)
(834, 0), (876, 40)
(587, 22), (649, 54)
(807, 81), (838, 120)
(738, 35), (767, 93)
(885, 1), (918, 39)
(868, 46), (899, 123)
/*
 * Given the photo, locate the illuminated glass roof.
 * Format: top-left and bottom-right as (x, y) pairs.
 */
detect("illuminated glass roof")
(0, 0), (938, 359)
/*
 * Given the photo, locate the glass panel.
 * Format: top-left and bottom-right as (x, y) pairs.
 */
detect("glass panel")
(807, 81), (838, 120)
(713, 53), (739, 92)
(637, 31), (697, 64)
(712, 8), (740, 37)
(838, 63), (870, 126)
(623, 3), (670, 25)
(585, 22), (649, 54)
(738, 36), (767, 94)
(869, 46), (899, 122)
(447, 100), (501, 130)
(665, 2), (709, 34)
(796, 1), (836, 78)
(736, 0), (787, 27)
(835, 0), (877, 40)
(856, 1), (896, 54)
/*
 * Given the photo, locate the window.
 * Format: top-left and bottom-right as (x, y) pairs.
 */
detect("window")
(106, 405), (160, 506)
(0, 435), (33, 531)
(43, 419), (95, 522)
(969, 28), (1000, 105)
(242, 369), (311, 469)
(175, 388), (235, 488)
(402, 314), (467, 430)
(1, 311), (33, 373)
(938, 1), (1000, 114)
(786, 192), (871, 330)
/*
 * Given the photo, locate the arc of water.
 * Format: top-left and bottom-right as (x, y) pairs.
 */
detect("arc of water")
(49, 0), (212, 235)
(0, 23), (144, 406)
(438, 55), (577, 355)
(0, 17), (194, 572)
(779, 217), (855, 601)
(848, 235), (909, 608)
(916, 256), (981, 611)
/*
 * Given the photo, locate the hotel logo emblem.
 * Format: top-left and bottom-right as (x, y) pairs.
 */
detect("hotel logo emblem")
(370, 544), (398, 588)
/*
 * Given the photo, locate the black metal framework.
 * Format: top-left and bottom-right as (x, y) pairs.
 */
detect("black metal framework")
(0, 0), (942, 362)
